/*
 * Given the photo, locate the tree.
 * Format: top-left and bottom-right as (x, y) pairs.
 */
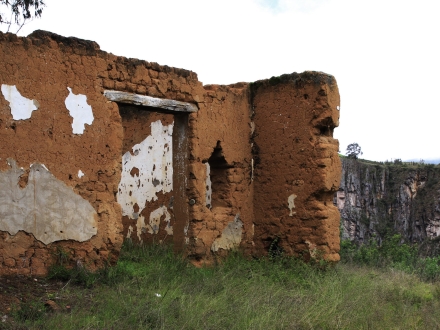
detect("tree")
(346, 143), (363, 159)
(0, 0), (45, 33)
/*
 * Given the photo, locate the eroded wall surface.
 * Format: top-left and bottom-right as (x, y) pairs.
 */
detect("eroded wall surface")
(251, 73), (341, 261)
(0, 30), (342, 274)
(185, 83), (255, 263)
(0, 30), (203, 275)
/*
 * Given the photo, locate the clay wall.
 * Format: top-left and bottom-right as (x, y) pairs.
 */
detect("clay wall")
(185, 83), (254, 264)
(0, 30), (204, 275)
(0, 30), (341, 275)
(251, 74), (341, 261)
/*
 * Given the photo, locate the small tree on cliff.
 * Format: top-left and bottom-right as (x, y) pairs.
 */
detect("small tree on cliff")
(0, 0), (45, 33)
(346, 143), (363, 159)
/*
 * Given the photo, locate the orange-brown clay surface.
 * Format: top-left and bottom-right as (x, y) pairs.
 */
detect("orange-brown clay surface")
(0, 30), (341, 275)
(251, 74), (341, 261)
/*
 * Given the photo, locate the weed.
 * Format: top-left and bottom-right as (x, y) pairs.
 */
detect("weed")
(51, 246), (70, 266)
(268, 236), (283, 260)
(9, 241), (440, 329)
(11, 300), (46, 322)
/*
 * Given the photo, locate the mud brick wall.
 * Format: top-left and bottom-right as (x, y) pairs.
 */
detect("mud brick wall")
(185, 83), (254, 264)
(0, 31), (204, 275)
(0, 30), (342, 275)
(251, 73), (341, 261)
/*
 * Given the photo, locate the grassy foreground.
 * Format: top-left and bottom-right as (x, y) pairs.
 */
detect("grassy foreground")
(7, 241), (440, 330)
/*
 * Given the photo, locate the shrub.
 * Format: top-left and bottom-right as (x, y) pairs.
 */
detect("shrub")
(340, 234), (440, 281)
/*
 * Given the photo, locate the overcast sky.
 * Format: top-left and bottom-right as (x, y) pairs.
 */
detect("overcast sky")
(2, 0), (439, 163)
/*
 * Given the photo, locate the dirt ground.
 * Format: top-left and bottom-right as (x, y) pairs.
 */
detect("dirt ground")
(0, 275), (71, 324)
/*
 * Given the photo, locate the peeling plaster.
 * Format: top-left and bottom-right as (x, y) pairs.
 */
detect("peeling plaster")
(118, 120), (174, 219)
(0, 159), (97, 244)
(78, 170), (84, 178)
(184, 223), (189, 245)
(1, 84), (39, 120)
(250, 121), (255, 135)
(288, 194), (297, 216)
(132, 206), (172, 241)
(64, 87), (94, 134)
(211, 214), (243, 252)
(205, 162), (212, 209)
(127, 225), (134, 239)
(136, 215), (146, 241)
(148, 206), (172, 235)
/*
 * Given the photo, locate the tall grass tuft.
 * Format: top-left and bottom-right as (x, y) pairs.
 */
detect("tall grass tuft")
(341, 234), (440, 281)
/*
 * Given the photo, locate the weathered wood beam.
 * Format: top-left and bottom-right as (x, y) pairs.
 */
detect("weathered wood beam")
(103, 90), (198, 113)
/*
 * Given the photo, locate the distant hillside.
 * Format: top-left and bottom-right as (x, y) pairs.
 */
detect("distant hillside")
(405, 158), (440, 165)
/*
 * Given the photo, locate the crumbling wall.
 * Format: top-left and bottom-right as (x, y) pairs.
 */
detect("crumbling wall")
(251, 73), (341, 261)
(185, 83), (254, 264)
(0, 31), (202, 275)
(0, 30), (342, 275)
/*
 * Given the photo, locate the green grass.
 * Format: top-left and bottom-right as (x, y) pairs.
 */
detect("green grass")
(7, 240), (440, 329)
(341, 235), (440, 282)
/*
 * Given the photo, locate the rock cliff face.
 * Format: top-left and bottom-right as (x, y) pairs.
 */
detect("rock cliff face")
(337, 158), (440, 244)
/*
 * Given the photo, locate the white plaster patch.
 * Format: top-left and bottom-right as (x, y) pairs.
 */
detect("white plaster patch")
(64, 87), (94, 134)
(205, 162), (212, 209)
(288, 194), (297, 216)
(127, 225), (134, 239)
(250, 121), (255, 135)
(1, 84), (39, 120)
(0, 159), (97, 244)
(78, 170), (85, 178)
(136, 215), (146, 241)
(148, 206), (172, 235)
(118, 120), (173, 219)
(211, 214), (243, 252)
(305, 240), (318, 260)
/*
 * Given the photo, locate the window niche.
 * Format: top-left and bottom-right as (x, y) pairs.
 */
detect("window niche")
(205, 141), (234, 210)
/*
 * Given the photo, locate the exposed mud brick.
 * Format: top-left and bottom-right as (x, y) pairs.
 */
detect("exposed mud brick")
(251, 72), (341, 261)
(0, 30), (342, 275)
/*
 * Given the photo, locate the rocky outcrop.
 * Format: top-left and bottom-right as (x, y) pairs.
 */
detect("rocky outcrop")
(337, 158), (440, 244)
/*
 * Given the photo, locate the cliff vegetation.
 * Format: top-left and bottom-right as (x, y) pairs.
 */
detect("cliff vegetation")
(337, 157), (440, 255)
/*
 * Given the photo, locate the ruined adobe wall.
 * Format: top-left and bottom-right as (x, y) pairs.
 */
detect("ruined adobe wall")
(0, 31), (205, 275)
(185, 83), (254, 263)
(251, 73), (341, 261)
(0, 30), (342, 275)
